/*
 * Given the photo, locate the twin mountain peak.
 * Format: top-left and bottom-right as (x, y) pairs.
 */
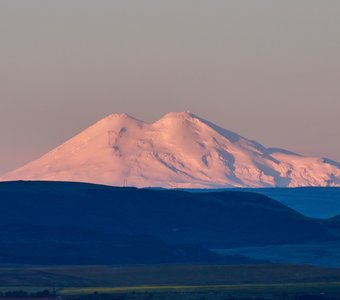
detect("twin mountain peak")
(1, 112), (339, 188)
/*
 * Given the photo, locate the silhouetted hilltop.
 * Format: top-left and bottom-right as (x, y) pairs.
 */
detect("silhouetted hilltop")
(0, 181), (333, 252)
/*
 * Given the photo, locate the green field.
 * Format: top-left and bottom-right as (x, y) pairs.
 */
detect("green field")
(2, 264), (340, 299)
(60, 281), (340, 295)
(2, 264), (340, 288)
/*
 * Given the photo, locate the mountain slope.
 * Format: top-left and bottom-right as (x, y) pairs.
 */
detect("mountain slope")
(1, 112), (339, 187)
(233, 187), (340, 219)
(1, 223), (255, 265)
(0, 181), (333, 248)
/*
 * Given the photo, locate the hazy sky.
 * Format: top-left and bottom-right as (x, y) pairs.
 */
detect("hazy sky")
(0, 0), (339, 175)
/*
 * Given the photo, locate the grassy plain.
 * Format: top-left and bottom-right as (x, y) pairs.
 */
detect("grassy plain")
(60, 281), (340, 295)
(1, 264), (340, 299)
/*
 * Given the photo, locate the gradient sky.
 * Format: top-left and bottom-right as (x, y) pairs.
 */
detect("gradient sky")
(0, 0), (339, 175)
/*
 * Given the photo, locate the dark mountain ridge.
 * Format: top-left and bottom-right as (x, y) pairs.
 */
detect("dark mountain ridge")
(0, 181), (334, 250)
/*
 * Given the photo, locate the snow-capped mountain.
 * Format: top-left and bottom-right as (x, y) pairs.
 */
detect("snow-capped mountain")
(1, 112), (339, 188)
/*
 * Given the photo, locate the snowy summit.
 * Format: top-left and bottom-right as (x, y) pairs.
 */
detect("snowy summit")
(1, 112), (339, 188)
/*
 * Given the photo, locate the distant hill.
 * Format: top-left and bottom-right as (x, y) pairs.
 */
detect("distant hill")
(232, 187), (340, 219)
(0, 181), (334, 253)
(184, 187), (340, 218)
